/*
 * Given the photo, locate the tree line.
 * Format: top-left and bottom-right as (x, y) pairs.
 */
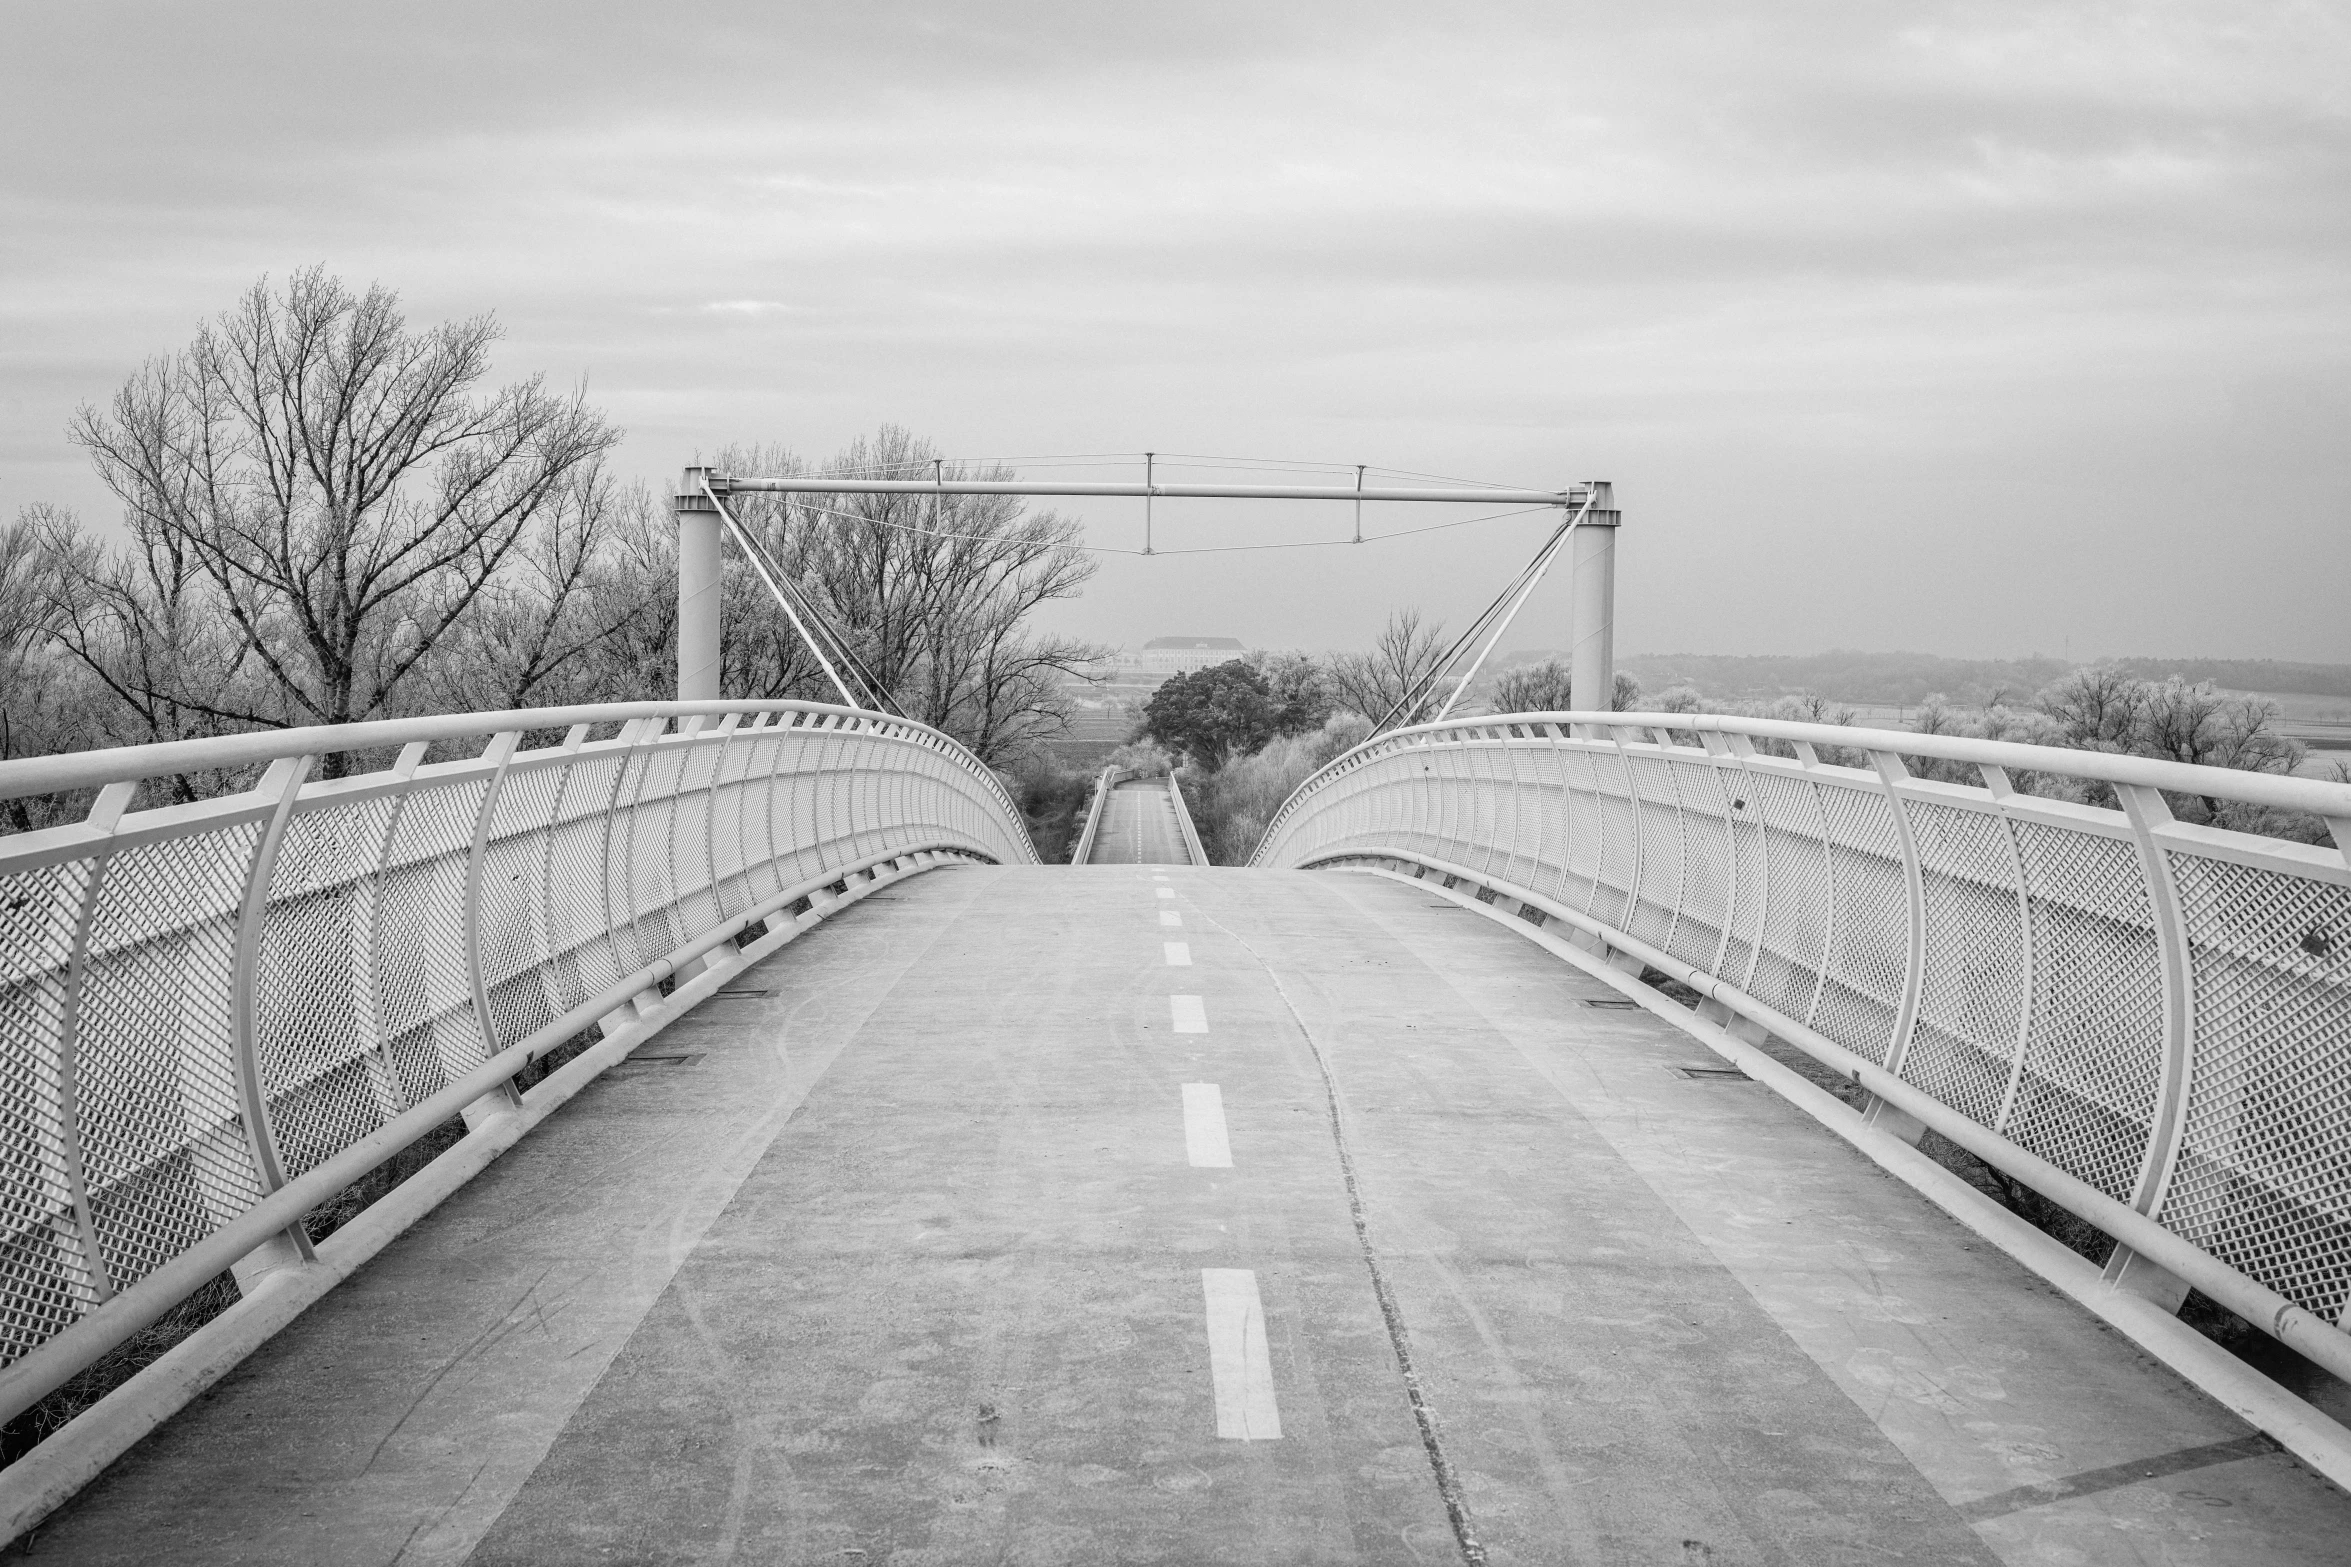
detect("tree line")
(1127, 634), (2338, 864)
(1608, 649), (2351, 708)
(1, 270), (1099, 831)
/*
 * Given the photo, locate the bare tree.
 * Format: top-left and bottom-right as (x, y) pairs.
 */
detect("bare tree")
(714, 429), (1102, 763)
(417, 474), (673, 713)
(1327, 609), (1450, 727)
(2037, 664), (2146, 751)
(1491, 658), (1573, 714)
(37, 501), (270, 780)
(69, 269), (617, 770)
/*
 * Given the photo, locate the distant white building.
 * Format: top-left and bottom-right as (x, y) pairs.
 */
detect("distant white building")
(1132, 637), (1247, 676)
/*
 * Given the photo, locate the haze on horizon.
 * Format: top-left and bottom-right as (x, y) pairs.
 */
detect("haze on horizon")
(4, 2), (2346, 665)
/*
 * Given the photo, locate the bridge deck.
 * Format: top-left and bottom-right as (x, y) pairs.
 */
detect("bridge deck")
(18, 866), (2348, 1565)
(1084, 777), (1192, 865)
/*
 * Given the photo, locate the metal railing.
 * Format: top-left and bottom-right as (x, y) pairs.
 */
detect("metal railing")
(1071, 767), (1130, 865)
(1169, 770), (1208, 866)
(0, 700), (1034, 1419)
(1252, 710), (2351, 1378)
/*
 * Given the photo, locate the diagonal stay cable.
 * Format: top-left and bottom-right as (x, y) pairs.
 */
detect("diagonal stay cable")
(701, 478), (866, 711)
(1369, 539), (1552, 736)
(1371, 490), (1594, 736)
(1430, 489), (1598, 724)
(758, 496), (910, 719)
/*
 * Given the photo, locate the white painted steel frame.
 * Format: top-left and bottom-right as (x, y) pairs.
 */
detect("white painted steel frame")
(1252, 710), (2351, 1379)
(721, 476), (1589, 507)
(0, 700), (1034, 1422)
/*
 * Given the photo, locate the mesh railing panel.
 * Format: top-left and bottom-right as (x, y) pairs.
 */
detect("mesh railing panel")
(0, 858), (101, 1359)
(1747, 771), (1834, 1026)
(0, 704), (1030, 1375)
(1663, 759), (1734, 974)
(2006, 820), (2162, 1202)
(1253, 718), (2351, 1332)
(1721, 779), (1770, 992)
(1624, 754), (1683, 953)
(1899, 799), (2030, 1128)
(1812, 782), (1908, 1067)
(79, 829), (265, 1287)
(2161, 849), (2351, 1322)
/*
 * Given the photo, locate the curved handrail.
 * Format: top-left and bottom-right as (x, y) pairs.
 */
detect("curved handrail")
(1253, 709), (2351, 863)
(0, 698), (1033, 839)
(0, 698), (1035, 1422)
(1250, 707), (2351, 1384)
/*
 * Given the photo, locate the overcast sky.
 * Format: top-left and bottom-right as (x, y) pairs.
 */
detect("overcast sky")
(5, 2), (2347, 662)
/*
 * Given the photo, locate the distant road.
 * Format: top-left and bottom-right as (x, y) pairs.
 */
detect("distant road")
(1085, 777), (1193, 865)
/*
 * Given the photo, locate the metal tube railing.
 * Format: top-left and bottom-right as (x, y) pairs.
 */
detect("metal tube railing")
(1169, 771), (1209, 866)
(1252, 709), (2351, 1374)
(0, 701), (1035, 1414)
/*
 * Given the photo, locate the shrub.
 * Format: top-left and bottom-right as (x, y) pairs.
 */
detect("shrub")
(1182, 714), (1372, 864)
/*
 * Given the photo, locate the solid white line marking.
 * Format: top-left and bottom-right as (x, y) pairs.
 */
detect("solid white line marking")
(1171, 995), (1208, 1033)
(1202, 1269), (1281, 1439)
(1160, 910), (1183, 927)
(1164, 942), (1192, 966)
(1183, 1083), (1233, 1167)
(1155, 887), (1175, 900)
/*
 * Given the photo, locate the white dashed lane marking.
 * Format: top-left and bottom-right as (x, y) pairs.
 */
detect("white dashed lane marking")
(1182, 1083), (1233, 1167)
(1160, 910), (1183, 927)
(1201, 1270), (1282, 1439)
(1171, 995), (1208, 1033)
(1164, 942), (1192, 966)
(1155, 888), (1175, 900)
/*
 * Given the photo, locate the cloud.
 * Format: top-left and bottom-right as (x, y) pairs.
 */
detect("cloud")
(3, 0), (2346, 659)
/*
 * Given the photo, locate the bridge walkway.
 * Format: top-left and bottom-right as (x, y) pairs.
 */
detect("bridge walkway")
(15, 866), (2349, 1564)
(1083, 777), (1193, 865)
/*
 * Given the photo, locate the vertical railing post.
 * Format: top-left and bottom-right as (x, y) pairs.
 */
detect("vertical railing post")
(1978, 764), (2040, 1139)
(460, 731), (526, 1130)
(677, 467), (725, 702)
(54, 780), (140, 1306)
(230, 755), (318, 1289)
(1567, 482), (1618, 714)
(1597, 726), (1645, 975)
(2107, 782), (2197, 1311)
(603, 717), (670, 1031)
(1721, 731), (1772, 998)
(696, 713), (751, 983)
(351, 742), (433, 1127)
(1788, 741), (1839, 1035)
(1696, 732), (1739, 981)
(1862, 750), (1928, 1144)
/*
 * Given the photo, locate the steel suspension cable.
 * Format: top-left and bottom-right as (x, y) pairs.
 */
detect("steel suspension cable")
(1429, 489), (1598, 723)
(701, 478), (867, 711)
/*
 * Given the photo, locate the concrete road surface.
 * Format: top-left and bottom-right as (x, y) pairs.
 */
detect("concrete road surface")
(14, 866), (2349, 1565)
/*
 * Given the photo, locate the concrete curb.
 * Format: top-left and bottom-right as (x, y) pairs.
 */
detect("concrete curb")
(0, 855), (956, 1548)
(1361, 864), (2351, 1497)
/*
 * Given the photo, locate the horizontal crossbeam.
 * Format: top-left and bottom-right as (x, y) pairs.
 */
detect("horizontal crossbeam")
(715, 476), (1591, 507)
